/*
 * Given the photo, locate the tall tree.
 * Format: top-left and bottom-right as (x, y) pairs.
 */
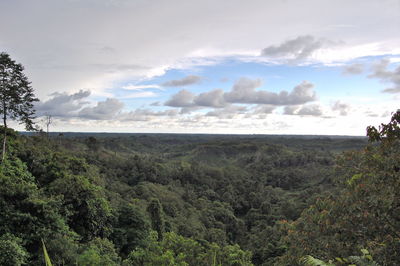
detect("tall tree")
(147, 198), (165, 241)
(0, 52), (38, 162)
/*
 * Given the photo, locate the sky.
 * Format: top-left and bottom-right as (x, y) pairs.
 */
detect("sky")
(1, 0), (400, 135)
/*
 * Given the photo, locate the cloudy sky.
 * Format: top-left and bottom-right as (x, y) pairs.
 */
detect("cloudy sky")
(1, 0), (400, 135)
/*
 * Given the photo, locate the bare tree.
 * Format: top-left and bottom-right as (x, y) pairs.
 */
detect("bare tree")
(43, 115), (52, 138)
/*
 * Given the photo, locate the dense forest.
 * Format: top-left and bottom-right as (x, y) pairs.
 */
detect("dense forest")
(1, 111), (399, 265)
(1, 0), (399, 264)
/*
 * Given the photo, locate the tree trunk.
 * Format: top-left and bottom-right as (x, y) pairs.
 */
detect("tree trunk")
(2, 107), (6, 163)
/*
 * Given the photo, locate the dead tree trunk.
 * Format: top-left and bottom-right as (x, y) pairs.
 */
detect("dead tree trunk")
(2, 106), (7, 163)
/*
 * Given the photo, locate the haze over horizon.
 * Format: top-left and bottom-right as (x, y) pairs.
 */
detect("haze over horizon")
(1, 0), (399, 135)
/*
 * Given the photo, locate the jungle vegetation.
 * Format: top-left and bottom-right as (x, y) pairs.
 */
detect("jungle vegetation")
(1, 53), (399, 265)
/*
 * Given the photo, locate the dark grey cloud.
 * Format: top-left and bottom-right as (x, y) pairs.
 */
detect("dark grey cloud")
(164, 89), (195, 107)
(224, 78), (316, 105)
(368, 59), (400, 93)
(35, 90), (91, 117)
(161, 75), (202, 87)
(78, 98), (124, 120)
(342, 63), (364, 75)
(261, 35), (336, 61)
(332, 101), (350, 115)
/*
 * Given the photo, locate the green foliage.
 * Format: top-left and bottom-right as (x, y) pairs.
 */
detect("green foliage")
(0, 233), (28, 266)
(0, 52), (38, 130)
(0, 52), (38, 161)
(300, 255), (335, 266)
(0, 156), (71, 250)
(111, 203), (150, 257)
(77, 238), (121, 266)
(347, 249), (379, 266)
(123, 232), (189, 266)
(301, 249), (379, 266)
(367, 110), (400, 143)
(219, 244), (253, 266)
(278, 112), (400, 265)
(147, 198), (165, 241)
(0, 124), (374, 265)
(123, 231), (253, 266)
(49, 174), (113, 240)
(44, 233), (80, 266)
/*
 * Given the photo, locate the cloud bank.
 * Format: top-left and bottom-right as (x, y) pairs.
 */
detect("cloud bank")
(165, 78), (317, 111)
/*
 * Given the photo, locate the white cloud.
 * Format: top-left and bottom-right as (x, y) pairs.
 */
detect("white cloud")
(368, 59), (400, 93)
(164, 78), (317, 111)
(35, 89), (181, 122)
(194, 89), (227, 108)
(261, 35), (339, 62)
(35, 90), (91, 117)
(164, 89), (195, 107)
(122, 84), (162, 90)
(252, 104), (276, 114)
(205, 105), (247, 119)
(284, 104), (324, 116)
(283, 105), (300, 115)
(332, 101), (351, 115)
(161, 75), (202, 87)
(297, 104), (323, 116)
(1, 0), (398, 100)
(120, 109), (179, 122)
(79, 98), (124, 120)
(2, 0), (400, 135)
(120, 91), (158, 99)
(224, 78), (317, 105)
(342, 63), (364, 75)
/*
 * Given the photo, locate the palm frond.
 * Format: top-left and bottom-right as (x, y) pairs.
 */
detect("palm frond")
(41, 239), (53, 266)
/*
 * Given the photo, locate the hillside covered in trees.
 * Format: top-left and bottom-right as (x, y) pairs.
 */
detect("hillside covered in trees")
(1, 0), (399, 262)
(2, 112), (399, 265)
(0, 50), (397, 264)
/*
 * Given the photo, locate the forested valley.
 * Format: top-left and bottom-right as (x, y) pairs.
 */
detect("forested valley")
(1, 112), (399, 265)
(2, 0), (399, 264)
